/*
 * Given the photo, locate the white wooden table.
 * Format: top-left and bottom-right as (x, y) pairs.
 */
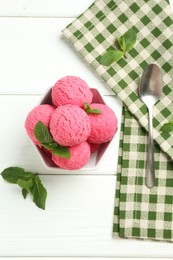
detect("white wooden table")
(1, 1), (173, 259)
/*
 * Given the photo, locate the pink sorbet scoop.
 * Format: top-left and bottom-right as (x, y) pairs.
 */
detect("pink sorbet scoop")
(25, 104), (55, 146)
(50, 104), (91, 147)
(87, 103), (118, 144)
(51, 75), (93, 107)
(52, 141), (91, 170)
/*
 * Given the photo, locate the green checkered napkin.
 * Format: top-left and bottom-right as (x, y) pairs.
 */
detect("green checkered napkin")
(62, 0), (173, 241)
(114, 108), (173, 241)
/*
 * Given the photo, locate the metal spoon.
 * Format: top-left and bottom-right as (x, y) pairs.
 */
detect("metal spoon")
(139, 64), (163, 188)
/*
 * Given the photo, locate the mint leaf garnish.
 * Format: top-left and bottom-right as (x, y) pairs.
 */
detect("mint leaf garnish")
(1, 167), (33, 183)
(117, 28), (137, 53)
(31, 175), (47, 210)
(100, 50), (124, 66)
(100, 28), (137, 66)
(22, 188), (28, 199)
(1, 167), (47, 210)
(17, 178), (33, 190)
(49, 143), (70, 158)
(34, 121), (70, 158)
(34, 121), (54, 144)
(84, 102), (102, 115)
(161, 120), (173, 132)
(117, 36), (126, 53)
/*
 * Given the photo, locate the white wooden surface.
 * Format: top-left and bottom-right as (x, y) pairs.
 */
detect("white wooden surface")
(1, 1), (173, 258)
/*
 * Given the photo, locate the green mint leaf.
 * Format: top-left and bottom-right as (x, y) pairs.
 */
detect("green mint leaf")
(31, 175), (47, 210)
(89, 108), (102, 114)
(34, 121), (53, 145)
(100, 50), (124, 66)
(84, 102), (102, 115)
(50, 143), (70, 158)
(17, 178), (33, 190)
(84, 102), (91, 111)
(100, 28), (137, 66)
(117, 37), (126, 53)
(41, 143), (51, 150)
(1, 167), (33, 184)
(48, 143), (59, 149)
(84, 102), (92, 113)
(119, 28), (137, 53)
(42, 142), (70, 158)
(161, 122), (173, 132)
(34, 121), (70, 158)
(1, 167), (47, 210)
(22, 188), (28, 199)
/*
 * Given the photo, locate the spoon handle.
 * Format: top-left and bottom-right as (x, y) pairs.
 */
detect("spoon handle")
(146, 107), (155, 188)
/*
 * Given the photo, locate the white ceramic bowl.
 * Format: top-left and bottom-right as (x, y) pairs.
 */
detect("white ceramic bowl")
(33, 88), (116, 172)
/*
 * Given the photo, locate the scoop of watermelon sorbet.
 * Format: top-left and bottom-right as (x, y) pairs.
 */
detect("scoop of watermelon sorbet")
(25, 104), (55, 146)
(87, 103), (118, 144)
(50, 104), (91, 147)
(51, 75), (93, 108)
(52, 141), (91, 170)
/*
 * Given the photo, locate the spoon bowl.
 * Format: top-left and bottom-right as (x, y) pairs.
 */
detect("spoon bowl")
(139, 64), (163, 188)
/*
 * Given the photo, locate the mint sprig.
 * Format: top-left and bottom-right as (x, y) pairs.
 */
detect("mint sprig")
(1, 167), (47, 210)
(161, 119), (173, 133)
(100, 50), (124, 66)
(100, 28), (137, 66)
(31, 175), (47, 210)
(84, 102), (101, 114)
(0, 166), (32, 183)
(34, 121), (53, 144)
(34, 121), (70, 158)
(117, 28), (137, 54)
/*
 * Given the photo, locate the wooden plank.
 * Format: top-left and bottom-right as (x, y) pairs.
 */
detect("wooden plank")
(0, 0), (93, 17)
(1, 174), (173, 257)
(0, 18), (113, 96)
(0, 0), (172, 18)
(0, 175), (116, 256)
(0, 257), (169, 260)
(0, 95), (121, 175)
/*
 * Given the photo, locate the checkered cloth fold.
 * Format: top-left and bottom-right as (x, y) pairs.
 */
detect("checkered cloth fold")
(62, 0), (173, 241)
(113, 108), (173, 241)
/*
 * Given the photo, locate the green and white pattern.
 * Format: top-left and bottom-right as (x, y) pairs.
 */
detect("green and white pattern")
(63, 0), (173, 241)
(114, 108), (173, 241)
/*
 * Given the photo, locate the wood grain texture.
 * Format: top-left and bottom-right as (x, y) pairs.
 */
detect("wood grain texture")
(1, 175), (173, 257)
(1, 259), (171, 260)
(2, 259), (171, 260)
(0, 18), (113, 96)
(0, 0), (94, 17)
